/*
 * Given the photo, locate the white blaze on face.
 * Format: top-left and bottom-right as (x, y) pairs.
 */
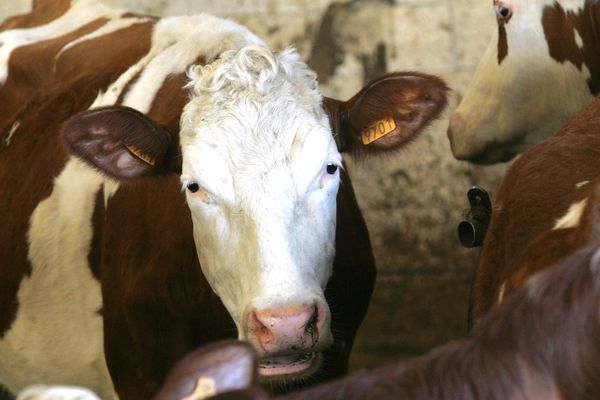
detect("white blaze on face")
(449, 0), (593, 163)
(180, 45), (340, 332)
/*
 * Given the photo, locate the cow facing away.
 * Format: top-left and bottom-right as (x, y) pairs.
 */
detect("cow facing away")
(472, 96), (600, 319)
(448, 0), (599, 164)
(24, 245), (600, 399)
(0, 1), (448, 399)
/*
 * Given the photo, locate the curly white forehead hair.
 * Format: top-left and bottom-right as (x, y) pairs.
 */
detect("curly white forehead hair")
(184, 45), (322, 108)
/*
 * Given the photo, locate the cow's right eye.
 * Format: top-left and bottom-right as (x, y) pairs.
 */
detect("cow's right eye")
(494, 3), (512, 23)
(187, 182), (200, 193)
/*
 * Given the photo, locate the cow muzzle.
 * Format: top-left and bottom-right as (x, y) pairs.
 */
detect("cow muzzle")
(245, 302), (332, 379)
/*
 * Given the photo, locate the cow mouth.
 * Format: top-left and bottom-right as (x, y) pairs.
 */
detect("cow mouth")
(258, 352), (318, 378)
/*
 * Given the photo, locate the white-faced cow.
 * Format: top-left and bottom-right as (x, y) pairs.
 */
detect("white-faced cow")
(448, 0), (599, 164)
(26, 244), (600, 399)
(0, 1), (449, 399)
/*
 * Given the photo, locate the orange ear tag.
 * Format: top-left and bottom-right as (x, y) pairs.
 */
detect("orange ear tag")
(180, 377), (217, 400)
(125, 143), (156, 166)
(361, 116), (397, 145)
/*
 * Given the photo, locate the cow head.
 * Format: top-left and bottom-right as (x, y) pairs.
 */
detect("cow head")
(63, 45), (447, 381)
(448, 0), (595, 164)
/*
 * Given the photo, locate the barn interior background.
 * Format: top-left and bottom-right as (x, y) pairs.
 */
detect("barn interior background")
(0, 0), (508, 369)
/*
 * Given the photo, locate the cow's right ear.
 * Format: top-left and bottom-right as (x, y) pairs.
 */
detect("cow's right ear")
(63, 106), (181, 180)
(324, 72), (449, 157)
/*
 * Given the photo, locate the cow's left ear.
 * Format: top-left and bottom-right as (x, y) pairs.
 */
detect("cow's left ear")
(324, 72), (449, 157)
(63, 106), (181, 180)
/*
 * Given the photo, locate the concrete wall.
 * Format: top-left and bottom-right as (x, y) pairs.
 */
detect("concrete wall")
(1, 0), (509, 370)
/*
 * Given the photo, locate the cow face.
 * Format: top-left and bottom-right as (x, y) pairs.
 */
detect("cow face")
(63, 45), (448, 381)
(179, 46), (340, 374)
(448, 0), (594, 164)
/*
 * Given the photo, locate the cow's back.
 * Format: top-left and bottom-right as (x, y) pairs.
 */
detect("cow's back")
(474, 98), (600, 317)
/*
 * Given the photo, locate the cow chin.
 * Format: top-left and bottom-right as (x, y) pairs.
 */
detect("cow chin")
(258, 350), (323, 382)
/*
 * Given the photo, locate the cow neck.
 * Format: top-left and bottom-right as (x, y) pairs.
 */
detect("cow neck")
(542, 0), (600, 94)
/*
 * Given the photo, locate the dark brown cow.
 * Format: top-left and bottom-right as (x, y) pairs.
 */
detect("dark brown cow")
(38, 244), (600, 400)
(0, 1), (448, 399)
(282, 245), (600, 399)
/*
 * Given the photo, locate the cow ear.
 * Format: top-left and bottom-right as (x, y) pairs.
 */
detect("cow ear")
(63, 106), (181, 180)
(153, 340), (259, 400)
(325, 72), (449, 157)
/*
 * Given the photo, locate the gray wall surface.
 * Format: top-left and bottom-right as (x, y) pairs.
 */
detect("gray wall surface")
(1, 0), (509, 369)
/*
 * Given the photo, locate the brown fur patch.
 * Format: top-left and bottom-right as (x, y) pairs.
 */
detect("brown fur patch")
(497, 24), (508, 64)
(474, 96), (600, 318)
(0, 0), (71, 30)
(282, 246), (600, 400)
(542, 2), (600, 94)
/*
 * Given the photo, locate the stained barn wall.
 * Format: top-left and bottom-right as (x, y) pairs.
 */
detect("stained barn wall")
(0, 0), (508, 369)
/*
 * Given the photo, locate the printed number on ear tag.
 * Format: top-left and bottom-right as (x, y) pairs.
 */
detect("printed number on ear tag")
(180, 377), (216, 400)
(361, 116), (397, 145)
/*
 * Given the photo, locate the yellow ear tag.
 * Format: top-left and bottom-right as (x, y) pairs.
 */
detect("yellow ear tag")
(361, 116), (397, 145)
(124, 143), (156, 166)
(180, 377), (217, 400)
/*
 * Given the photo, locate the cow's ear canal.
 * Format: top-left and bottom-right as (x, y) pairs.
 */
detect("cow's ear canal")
(63, 106), (181, 179)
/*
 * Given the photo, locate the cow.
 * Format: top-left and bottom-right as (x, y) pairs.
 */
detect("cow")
(0, 1), (449, 399)
(447, 0), (600, 164)
(470, 96), (600, 320)
(25, 244), (600, 399)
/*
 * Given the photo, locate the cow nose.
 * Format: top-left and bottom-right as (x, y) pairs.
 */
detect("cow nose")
(447, 113), (479, 161)
(246, 303), (327, 354)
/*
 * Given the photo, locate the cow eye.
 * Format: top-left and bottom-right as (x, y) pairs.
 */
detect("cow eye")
(187, 182), (200, 193)
(495, 4), (512, 22)
(326, 163), (338, 175)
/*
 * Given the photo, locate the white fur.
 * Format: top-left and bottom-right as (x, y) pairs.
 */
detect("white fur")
(449, 0), (594, 162)
(4, 120), (20, 146)
(553, 198), (588, 230)
(56, 15), (151, 60)
(122, 14), (264, 113)
(180, 45), (341, 340)
(0, 159), (114, 399)
(17, 385), (100, 400)
(497, 282), (507, 304)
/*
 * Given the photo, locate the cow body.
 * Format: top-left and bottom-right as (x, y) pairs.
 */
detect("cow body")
(472, 98), (600, 318)
(448, 0), (600, 164)
(0, 1), (448, 399)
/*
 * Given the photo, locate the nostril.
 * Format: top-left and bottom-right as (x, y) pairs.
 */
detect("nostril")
(304, 306), (319, 335)
(247, 310), (275, 346)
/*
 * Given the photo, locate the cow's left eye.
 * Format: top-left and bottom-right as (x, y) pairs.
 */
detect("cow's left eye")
(326, 163), (338, 175)
(187, 182), (200, 193)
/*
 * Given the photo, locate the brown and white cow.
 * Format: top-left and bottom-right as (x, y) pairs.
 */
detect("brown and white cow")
(27, 243), (600, 399)
(448, 0), (599, 164)
(0, 1), (448, 399)
(471, 97), (600, 319)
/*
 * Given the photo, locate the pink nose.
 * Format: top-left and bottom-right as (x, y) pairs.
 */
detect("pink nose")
(246, 303), (328, 354)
